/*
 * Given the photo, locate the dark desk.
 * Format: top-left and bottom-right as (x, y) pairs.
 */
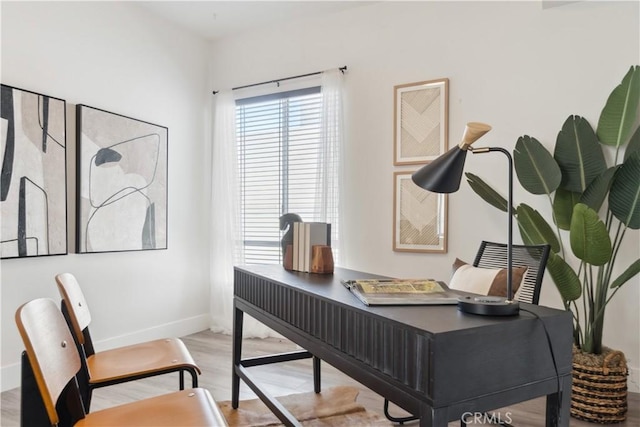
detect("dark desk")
(232, 265), (572, 426)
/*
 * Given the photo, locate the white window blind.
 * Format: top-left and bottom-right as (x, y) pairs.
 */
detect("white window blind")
(237, 87), (327, 264)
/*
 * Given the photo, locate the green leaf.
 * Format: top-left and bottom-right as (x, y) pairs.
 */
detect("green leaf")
(546, 252), (582, 302)
(580, 166), (620, 213)
(553, 188), (581, 230)
(516, 204), (560, 253)
(624, 126), (640, 162)
(610, 259), (640, 289)
(514, 135), (562, 195)
(554, 115), (607, 193)
(465, 172), (513, 214)
(609, 151), (640, 229)
(598, 65), (640, 148)
(570, 203), (612, 266)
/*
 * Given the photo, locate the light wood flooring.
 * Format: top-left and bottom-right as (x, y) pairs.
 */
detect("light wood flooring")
(1, 330), (638, 426)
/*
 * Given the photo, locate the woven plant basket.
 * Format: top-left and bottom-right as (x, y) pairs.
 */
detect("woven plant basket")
(571, 346), (628, 423)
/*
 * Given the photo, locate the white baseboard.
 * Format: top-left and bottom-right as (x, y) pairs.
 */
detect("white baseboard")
(1, 314), (211, 392)
(95, 314), (211, 350)
(0, 361), (21, 394)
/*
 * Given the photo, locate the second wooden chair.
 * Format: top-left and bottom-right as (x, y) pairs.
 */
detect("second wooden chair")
(55, 272), (201, 411)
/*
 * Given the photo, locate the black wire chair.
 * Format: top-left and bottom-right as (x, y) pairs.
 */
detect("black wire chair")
(383, 240), (552, 425)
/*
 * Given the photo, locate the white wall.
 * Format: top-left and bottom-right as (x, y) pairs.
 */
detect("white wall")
(209, 1), (640, 391)
(1, 2), (211, 391)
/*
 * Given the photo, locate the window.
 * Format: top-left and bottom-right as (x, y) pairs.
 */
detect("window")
(237, 87), (333, 264)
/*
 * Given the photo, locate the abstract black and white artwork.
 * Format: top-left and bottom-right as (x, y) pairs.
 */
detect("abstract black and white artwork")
(76, 105), (167, 253)
(1, 85), (68, 259)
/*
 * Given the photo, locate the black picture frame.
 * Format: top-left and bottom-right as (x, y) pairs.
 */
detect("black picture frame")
(1, 84), (68, 259)
(76, 104), (168, 254)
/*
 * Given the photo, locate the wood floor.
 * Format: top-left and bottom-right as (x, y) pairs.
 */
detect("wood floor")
(1, 329), (638, 426)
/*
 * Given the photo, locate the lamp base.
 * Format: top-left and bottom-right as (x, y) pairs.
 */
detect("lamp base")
(457, 296), (520, 316)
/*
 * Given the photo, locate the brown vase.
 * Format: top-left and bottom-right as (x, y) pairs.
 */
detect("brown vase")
(310, 245), (333, 274)
(571, 346), (628, 423)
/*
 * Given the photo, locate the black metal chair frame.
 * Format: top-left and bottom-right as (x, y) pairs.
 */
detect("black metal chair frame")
(383, 240), (551, 424)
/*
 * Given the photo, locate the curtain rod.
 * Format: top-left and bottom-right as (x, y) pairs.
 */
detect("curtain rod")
(212, 66), (347, 95)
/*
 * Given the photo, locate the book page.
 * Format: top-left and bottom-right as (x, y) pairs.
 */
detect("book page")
(355, 279), (445, 294)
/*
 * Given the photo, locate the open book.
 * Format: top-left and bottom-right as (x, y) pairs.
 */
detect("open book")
(341, 278), (461, 306)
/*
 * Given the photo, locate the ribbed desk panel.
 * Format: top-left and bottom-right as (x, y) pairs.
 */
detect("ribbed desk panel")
(234, 270), (431, 396)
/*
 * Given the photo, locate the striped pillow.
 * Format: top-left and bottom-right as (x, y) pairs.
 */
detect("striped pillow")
(449, 258), (527, 298)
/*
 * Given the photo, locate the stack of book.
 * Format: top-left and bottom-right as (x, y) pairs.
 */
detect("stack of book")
(291, 222), (331, 272)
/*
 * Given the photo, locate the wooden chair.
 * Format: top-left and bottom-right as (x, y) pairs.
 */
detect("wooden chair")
(55, 272), (200, 412)
(16, 298), (227, 427)
(383, 241), (551, 424)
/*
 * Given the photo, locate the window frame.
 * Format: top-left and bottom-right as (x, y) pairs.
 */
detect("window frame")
(236, 86), (323, 264)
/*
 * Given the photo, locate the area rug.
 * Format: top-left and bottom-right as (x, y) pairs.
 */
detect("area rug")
(217, 386), (391, 426)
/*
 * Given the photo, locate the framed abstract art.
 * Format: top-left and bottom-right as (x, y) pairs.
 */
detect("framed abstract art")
(393, 171), (447, 253)
(76, 105), (167, 253)
(393, 78), (449, 165)
(1, 84), (68, 259)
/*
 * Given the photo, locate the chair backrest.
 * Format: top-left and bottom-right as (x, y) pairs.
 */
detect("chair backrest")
(55, 273), (92, 346)
(15, 298), (82, 426)
(473, 241), (551, 305)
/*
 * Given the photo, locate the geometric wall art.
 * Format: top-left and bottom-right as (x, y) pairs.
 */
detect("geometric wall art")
(0, 84), (68, 259)
(76, 104), (167, 253)
(393, 78), (449, 165)
(392, 171), (447, 253)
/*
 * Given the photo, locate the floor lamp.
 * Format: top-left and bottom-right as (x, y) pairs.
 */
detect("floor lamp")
(411, 122), (519, 316)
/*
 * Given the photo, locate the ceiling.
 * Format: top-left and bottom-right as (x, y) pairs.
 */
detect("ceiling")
(136, 1), (374, 42)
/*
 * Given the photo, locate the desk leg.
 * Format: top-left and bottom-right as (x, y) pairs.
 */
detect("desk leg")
(232, 304), (244, 409)
(419, 404), (447, 427)
(545, 374), (571, 427)
(313, 356), (321, 393)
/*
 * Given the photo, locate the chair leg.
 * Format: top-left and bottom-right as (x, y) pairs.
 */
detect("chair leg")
(179, 368), (198, 390)
(188, 367), (198, 387)
(20, 352), (50, 427)
(383, 398), (418, 424)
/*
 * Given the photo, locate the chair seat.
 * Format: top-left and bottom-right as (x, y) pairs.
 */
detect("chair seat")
(87, 338), (200, 384)
(76, 388), (227, 426)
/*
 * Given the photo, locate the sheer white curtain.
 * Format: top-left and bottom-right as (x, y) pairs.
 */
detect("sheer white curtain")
(209, 91), (276, 337)
(209, 69), (346, 336)
(317, 69), (346, 265)
(209, 90), (240, 334)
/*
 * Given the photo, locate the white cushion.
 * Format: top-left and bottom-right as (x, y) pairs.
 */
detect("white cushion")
(449, 258), (527, 298)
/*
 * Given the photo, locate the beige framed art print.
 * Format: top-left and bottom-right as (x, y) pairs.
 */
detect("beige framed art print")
(393, 171), (447, 253)
(393, 78), (449, 165)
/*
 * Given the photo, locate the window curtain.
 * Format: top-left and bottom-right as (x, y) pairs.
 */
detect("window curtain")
(316, 69), (346, 265)
(209, 90), (239, 335)
(209, 70), (346, 336)
(208, 91), (272, 337)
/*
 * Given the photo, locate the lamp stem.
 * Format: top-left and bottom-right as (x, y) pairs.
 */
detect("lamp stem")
(474, 147), (514, 301)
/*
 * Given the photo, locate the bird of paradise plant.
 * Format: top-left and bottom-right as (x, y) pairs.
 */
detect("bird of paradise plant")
(467, 65), (640, 355)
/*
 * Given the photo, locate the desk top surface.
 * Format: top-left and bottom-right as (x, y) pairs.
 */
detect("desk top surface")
(234, 264), (570, 336)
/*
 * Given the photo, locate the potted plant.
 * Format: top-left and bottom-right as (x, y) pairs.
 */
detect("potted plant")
(467, 65), (639, 423)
